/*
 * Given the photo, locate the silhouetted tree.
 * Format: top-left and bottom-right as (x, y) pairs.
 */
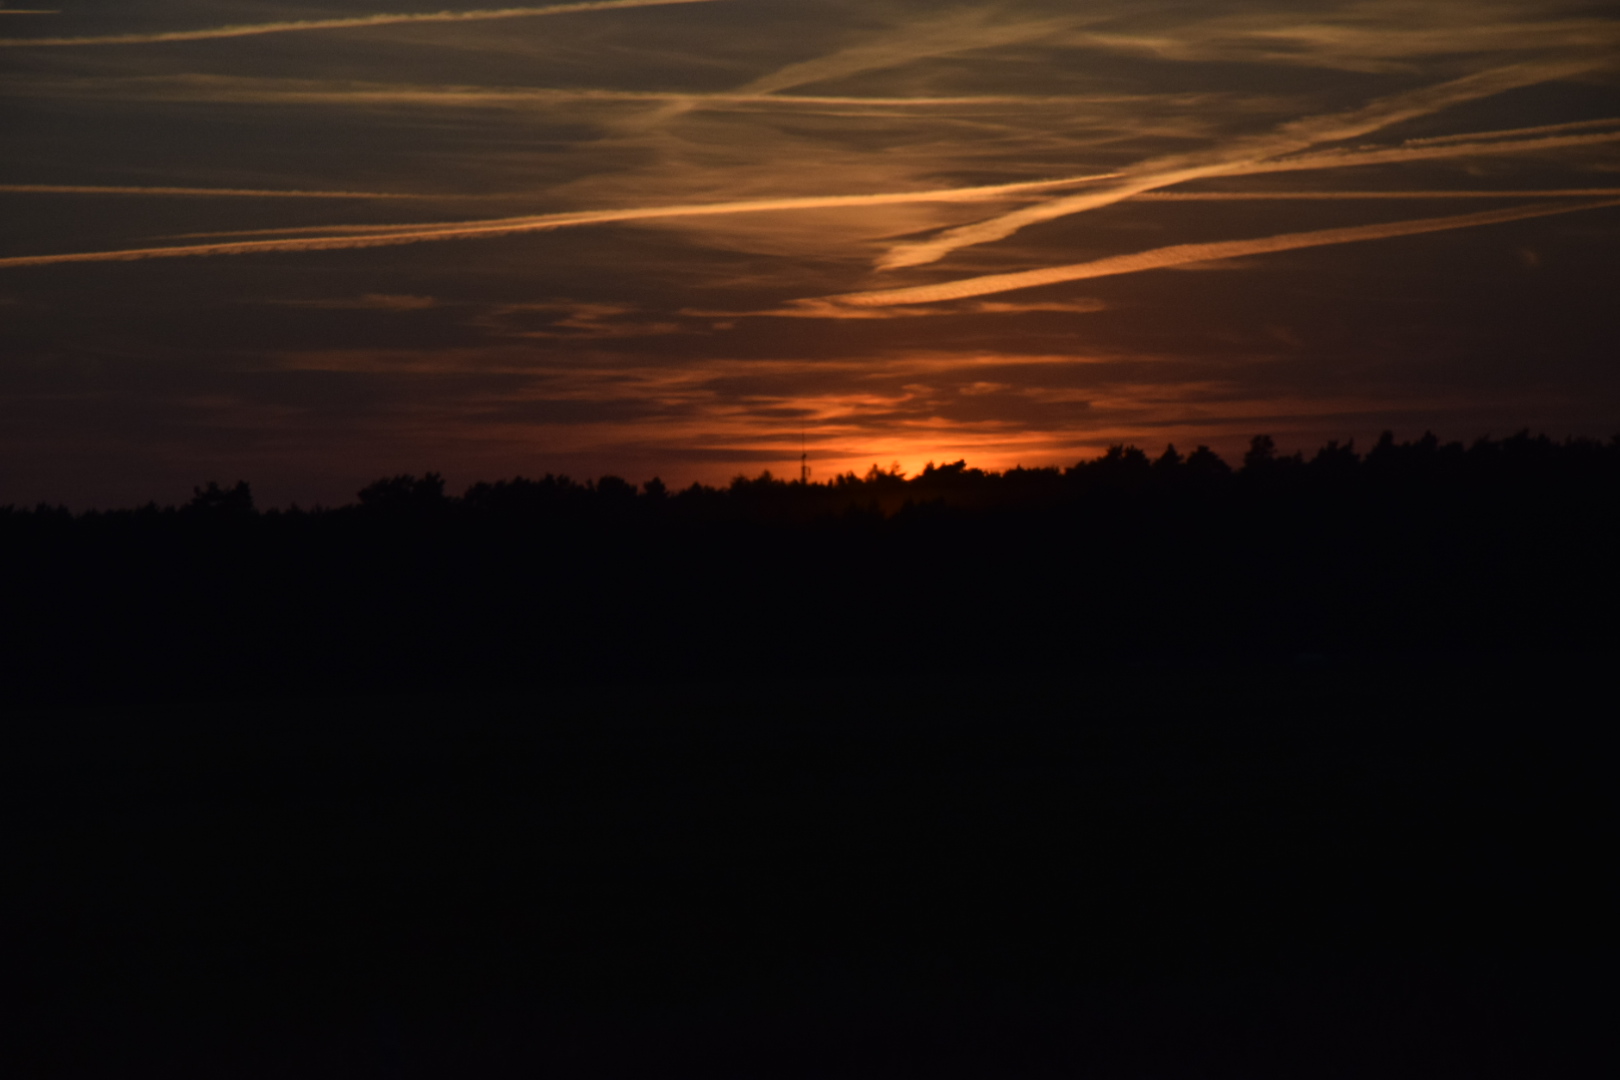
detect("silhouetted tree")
(1244, 434), (1277, 472)
(1184, 445), (1232, 480)
(1310, 440), (1359, 476)
(596, 476), (638, 500)
(921, 459), (973, 479)
(358, 473), (447, 512)
(185, 481), (254, 517)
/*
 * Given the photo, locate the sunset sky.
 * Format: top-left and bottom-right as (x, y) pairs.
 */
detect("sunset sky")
(3, 0), (1618, 507)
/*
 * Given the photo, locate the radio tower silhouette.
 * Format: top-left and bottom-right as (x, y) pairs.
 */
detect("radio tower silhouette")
(800, 430), (809, 485)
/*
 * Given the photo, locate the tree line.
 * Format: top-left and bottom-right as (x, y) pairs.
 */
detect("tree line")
(4, 430), (1617, 702)
(17, 428), (1611, 520)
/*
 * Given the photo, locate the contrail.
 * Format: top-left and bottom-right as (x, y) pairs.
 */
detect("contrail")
(0, 0), (719, 47)
(1239, 129), (1620, 176)
(5, 121), (1612, 270)
(21, 70), (1204, 111)
(864, 126), (1620, 268)
(1135, 188), (1620, 201)
(174, 180), (1620, 239)
(83, 82), (1109, 110)
(0, 184), (461, 199)
(132, 125), (1620, 241)
(637, 7), (1087, 127)
(876, 60), (1602, 269)
(1401, 116), (1620, 146)
(9, 119), (1617, 268)
(874, 129), (1620, 270)
(816, 200), (1620, 310)
(0, 172), (1125, 269)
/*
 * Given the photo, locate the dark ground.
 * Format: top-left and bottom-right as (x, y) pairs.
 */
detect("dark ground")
(1, 655), (1611, 1078)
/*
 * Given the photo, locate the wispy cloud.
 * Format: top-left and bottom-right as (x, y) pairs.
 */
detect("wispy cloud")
(0, 0), (721, 47)
(812, 199), (1620, 311)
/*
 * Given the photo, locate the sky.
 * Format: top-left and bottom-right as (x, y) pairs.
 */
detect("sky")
(2, 0), (1618, 507)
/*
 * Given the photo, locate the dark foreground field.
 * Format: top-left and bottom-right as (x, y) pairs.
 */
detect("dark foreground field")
(2, 656), (1611, 1078)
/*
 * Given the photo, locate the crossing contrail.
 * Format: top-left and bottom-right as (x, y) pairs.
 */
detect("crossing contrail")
(4, 116), (1616, 272)
(875, 60), (1603, 270)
